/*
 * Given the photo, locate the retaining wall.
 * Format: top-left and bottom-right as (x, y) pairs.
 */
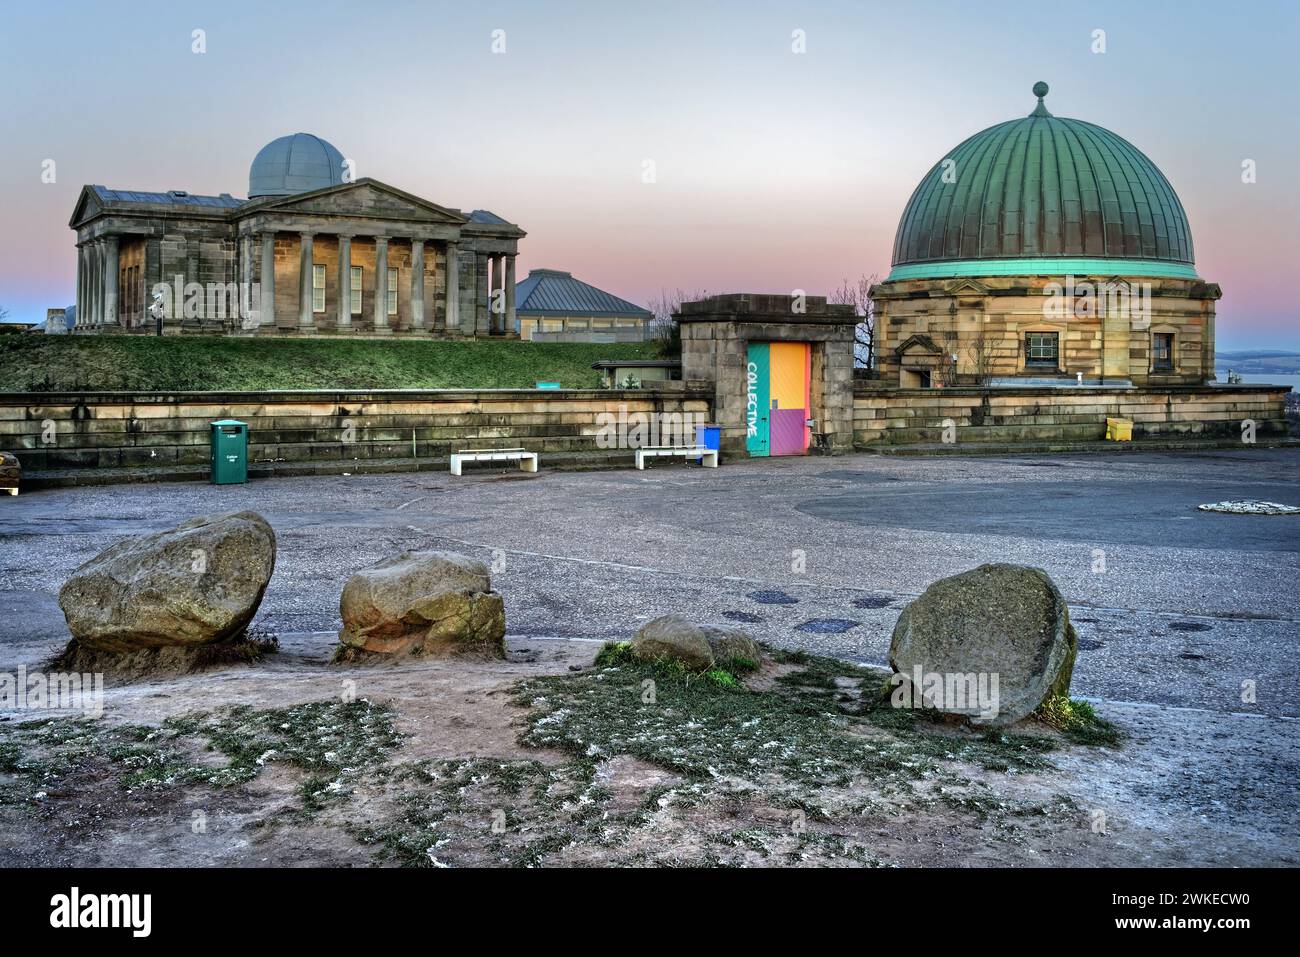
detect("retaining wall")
(853, 385), (1290, 446)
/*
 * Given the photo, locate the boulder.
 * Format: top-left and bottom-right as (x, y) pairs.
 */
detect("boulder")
(888, 563), (1077, 726)
(337, 550), (505, 658)
(701, 626), (762, 668)
(630, 615), (715, 670)
(0, 451), (20, 494)
(58, 510), (276, 652)
(630, 616), (761, 671)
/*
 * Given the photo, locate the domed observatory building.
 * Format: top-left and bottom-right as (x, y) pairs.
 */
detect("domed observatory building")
(873, 83), (1219, 388)
(69, 133), (524, 337)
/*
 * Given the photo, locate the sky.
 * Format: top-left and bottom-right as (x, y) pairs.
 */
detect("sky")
(1, 0), (1297, 350)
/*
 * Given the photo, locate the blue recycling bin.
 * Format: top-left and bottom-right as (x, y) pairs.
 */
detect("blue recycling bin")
(695, 424), (720, 463)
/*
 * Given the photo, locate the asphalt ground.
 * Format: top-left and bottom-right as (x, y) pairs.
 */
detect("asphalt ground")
(3, 447), (1298, 717)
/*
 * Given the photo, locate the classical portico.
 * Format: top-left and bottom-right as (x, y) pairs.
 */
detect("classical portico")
(68, 133), (524, 337)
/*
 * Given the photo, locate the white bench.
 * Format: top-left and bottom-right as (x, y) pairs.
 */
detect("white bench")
(634, 445), (718, 470)
(450, 447), (538, 476)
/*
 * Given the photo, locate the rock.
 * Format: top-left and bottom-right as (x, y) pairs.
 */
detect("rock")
(58, 511), (276, 652)
(0, 451), (20, 494)
(888, 563), (1077, 726)
(701, 626), (762, 668)
(337, 550), (505, 657)
(630, 615), (715, 670)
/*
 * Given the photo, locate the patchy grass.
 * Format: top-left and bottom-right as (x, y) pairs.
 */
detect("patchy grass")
(520, 650), (970, 786)
(0, 335), (659, 392)
(0, 699), (402, 812)
(1032, 695), (1123, 747)
(349, 758), (610, 868)
(0, 647), (1121, 867)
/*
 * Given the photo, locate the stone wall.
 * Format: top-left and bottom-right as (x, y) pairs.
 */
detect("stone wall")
(872, 273), (1220, 388)
(1, 389), (713, 475)
(853, 385), (1289, 446)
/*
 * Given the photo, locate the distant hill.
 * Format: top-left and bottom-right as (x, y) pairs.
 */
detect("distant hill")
(1216, 350), (1300, 374)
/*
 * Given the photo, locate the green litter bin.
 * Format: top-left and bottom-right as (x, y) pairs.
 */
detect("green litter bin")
(210, 419), (248, 484)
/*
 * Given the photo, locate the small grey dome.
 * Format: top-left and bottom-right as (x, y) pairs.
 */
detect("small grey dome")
(248, 133), (346, 198)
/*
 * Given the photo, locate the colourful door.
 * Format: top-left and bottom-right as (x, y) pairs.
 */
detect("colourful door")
(746, 342), (810, 457)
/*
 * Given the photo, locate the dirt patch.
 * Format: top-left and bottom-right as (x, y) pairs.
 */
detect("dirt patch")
(0, 634), (1295, 867)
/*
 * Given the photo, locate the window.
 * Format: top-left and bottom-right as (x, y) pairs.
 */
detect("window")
(1025, 332), (1059, 368)
(541, 319), (564, 333)
(387, 267), (398, 316)
(592, 319), (614, 330)
(520, 318), (537, 340)
(1152, 332), (1174, 371)
(567, 319), (590, 331)
(312, 265), (326, 313)
(350, 266), (362, 315)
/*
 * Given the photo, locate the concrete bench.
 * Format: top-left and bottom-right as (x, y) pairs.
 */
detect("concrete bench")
(634, 445), (718, 470)
(450, 448), (538, 476)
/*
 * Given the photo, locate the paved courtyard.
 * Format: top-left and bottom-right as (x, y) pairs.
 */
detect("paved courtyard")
(3, 447), (1298, 867)
(3, 447), (1298, 718)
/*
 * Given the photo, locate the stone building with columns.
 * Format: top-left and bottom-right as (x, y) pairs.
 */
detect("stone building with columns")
(68, 133), (524, 337)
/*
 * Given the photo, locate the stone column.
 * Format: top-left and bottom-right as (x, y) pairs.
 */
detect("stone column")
(445, 241), (460, 334)
(504, 254), (517, 335)
(260, 231), (276, 329)
(75, 244), (85, 330)
(298, 232), (315, 330)
(90, 240), (102, 327)
(102, 235), (120, 328)
(493, 255), (506, 333)
(337, 234), (352, 330)
(410, 239), (425, 331)
(475, 252), (489, 336)
(373, 237), (390, 333)
(238, 234), (253, 328)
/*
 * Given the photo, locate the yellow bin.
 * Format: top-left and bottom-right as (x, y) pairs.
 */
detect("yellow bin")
(1105, 417), (1133, 442)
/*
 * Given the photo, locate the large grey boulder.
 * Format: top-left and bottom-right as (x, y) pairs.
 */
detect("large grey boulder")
(630, 616), (761, 671)
(888, 563), (1077, 726)
(58, 510), (276, 652)
(337, 550), (505, 658)
(700, 626), (762, 669)
(630, 616), (715, 670)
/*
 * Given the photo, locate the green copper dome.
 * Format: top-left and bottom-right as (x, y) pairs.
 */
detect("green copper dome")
(889, 83), (1197, 281)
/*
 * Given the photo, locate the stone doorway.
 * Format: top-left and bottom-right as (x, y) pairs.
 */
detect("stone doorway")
(746, 341), (811, 456)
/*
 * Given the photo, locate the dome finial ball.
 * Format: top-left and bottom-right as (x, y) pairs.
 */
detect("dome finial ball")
(1033, 81), (1049, 99)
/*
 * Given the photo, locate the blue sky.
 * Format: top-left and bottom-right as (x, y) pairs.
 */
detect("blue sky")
(1, 0), (1296, 349)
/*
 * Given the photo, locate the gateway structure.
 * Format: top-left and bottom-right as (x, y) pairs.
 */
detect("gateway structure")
(69, 133), (524, 337)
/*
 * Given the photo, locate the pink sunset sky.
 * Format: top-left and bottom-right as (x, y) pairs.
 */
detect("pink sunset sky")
(1, 0), (1296, 350)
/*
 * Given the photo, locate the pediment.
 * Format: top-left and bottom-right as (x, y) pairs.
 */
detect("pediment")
(945, 278), (990, 296)
(894, 333), (946, 357)
(69, 186), (104, 228)
(247, 179), (467, 224)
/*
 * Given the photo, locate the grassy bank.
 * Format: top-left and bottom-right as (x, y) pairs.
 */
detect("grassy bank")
(0, 335), (661, 392)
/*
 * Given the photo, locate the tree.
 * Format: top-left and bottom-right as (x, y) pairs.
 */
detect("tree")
(829, 274), (877, 369)
(646, 287), (710, 359)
